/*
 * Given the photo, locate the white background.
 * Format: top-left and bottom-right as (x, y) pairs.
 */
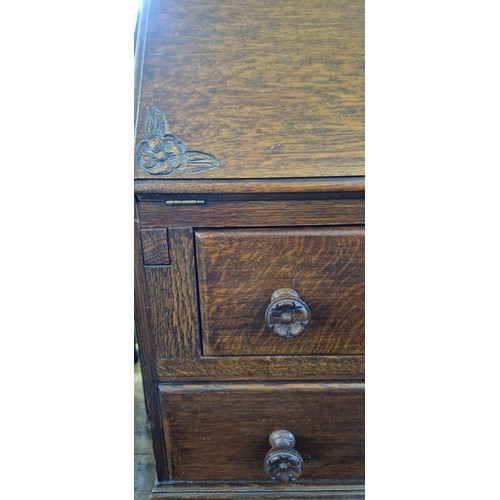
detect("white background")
(1, 0), (499, 498)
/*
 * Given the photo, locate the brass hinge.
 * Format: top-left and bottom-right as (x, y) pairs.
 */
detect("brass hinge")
(165, 200), (206, 206)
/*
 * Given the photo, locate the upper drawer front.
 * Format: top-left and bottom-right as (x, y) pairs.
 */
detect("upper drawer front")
(195, 227), (364, 356)
(159, 382), (364, 481)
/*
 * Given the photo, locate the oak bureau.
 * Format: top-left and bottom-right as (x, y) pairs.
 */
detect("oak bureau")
(134, 0), (364, 498)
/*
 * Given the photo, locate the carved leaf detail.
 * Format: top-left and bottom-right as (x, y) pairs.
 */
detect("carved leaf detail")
(178, 151), (222, 173)
(144, 105), (168, 141)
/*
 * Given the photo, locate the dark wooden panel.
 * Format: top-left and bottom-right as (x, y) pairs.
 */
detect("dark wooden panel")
(155, 355), (364, 381)
(137, 199), (364, 229)
(159, 382), (364, 481)
(140, 228), (170, 265)
(145, 228), (200, 358)
(196, 228), (364, 356)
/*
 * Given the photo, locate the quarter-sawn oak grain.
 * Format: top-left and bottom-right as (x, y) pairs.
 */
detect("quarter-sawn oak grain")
(145, 228), (200, 359)
(134, 204), (170, 481)
(196, 227), (364, 356)
(158, 382), (364, 482)
(140, 228), (170, 266)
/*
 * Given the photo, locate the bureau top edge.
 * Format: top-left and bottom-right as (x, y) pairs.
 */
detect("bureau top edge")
(134, 177), (365, 197)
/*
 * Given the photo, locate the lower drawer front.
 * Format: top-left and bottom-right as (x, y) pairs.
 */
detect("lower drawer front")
(159, 382), (364, 481)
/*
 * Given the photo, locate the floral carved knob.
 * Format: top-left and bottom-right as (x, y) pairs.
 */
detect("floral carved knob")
(265, 288), (311, 339)
(264, 430), (304, 482)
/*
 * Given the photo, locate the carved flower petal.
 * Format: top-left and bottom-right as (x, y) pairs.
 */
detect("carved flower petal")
(144, 162), (178, 176)
(136, 141), (160, 169)
(144, 105), (168, 141)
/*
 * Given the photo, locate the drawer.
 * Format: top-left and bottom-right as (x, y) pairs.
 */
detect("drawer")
(159, 382), (364, 482)
(195, 227), (364, 356)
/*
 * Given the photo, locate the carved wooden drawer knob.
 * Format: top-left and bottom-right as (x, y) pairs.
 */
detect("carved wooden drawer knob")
(264, 430), (304, 482)
(265, 288), (311, 338)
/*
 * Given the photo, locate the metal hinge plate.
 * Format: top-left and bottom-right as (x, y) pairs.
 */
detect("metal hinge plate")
(165, 200), (206, 206)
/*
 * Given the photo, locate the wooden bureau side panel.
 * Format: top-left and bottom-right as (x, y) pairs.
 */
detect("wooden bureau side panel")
(196, 228), (364, 356)
(134, 204), (170, 480)
(159, 382), (364, 481)
(137, 199), (364, 229)
(145, 228), (200, 358)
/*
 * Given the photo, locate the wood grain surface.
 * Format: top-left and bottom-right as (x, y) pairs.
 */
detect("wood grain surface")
(196, 228), (364, 356)
(140, 228), (170, 265)
(135, 0), (364, 179)
(134, 205), (170, 480)
(137, 199), (364, 229)
(159, 382), (364, 481)
(155, 355), (364, 382)
(145, 228), (200, 359)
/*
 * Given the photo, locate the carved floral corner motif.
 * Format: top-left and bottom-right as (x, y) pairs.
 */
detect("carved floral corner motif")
(136, 105), (222, 176)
